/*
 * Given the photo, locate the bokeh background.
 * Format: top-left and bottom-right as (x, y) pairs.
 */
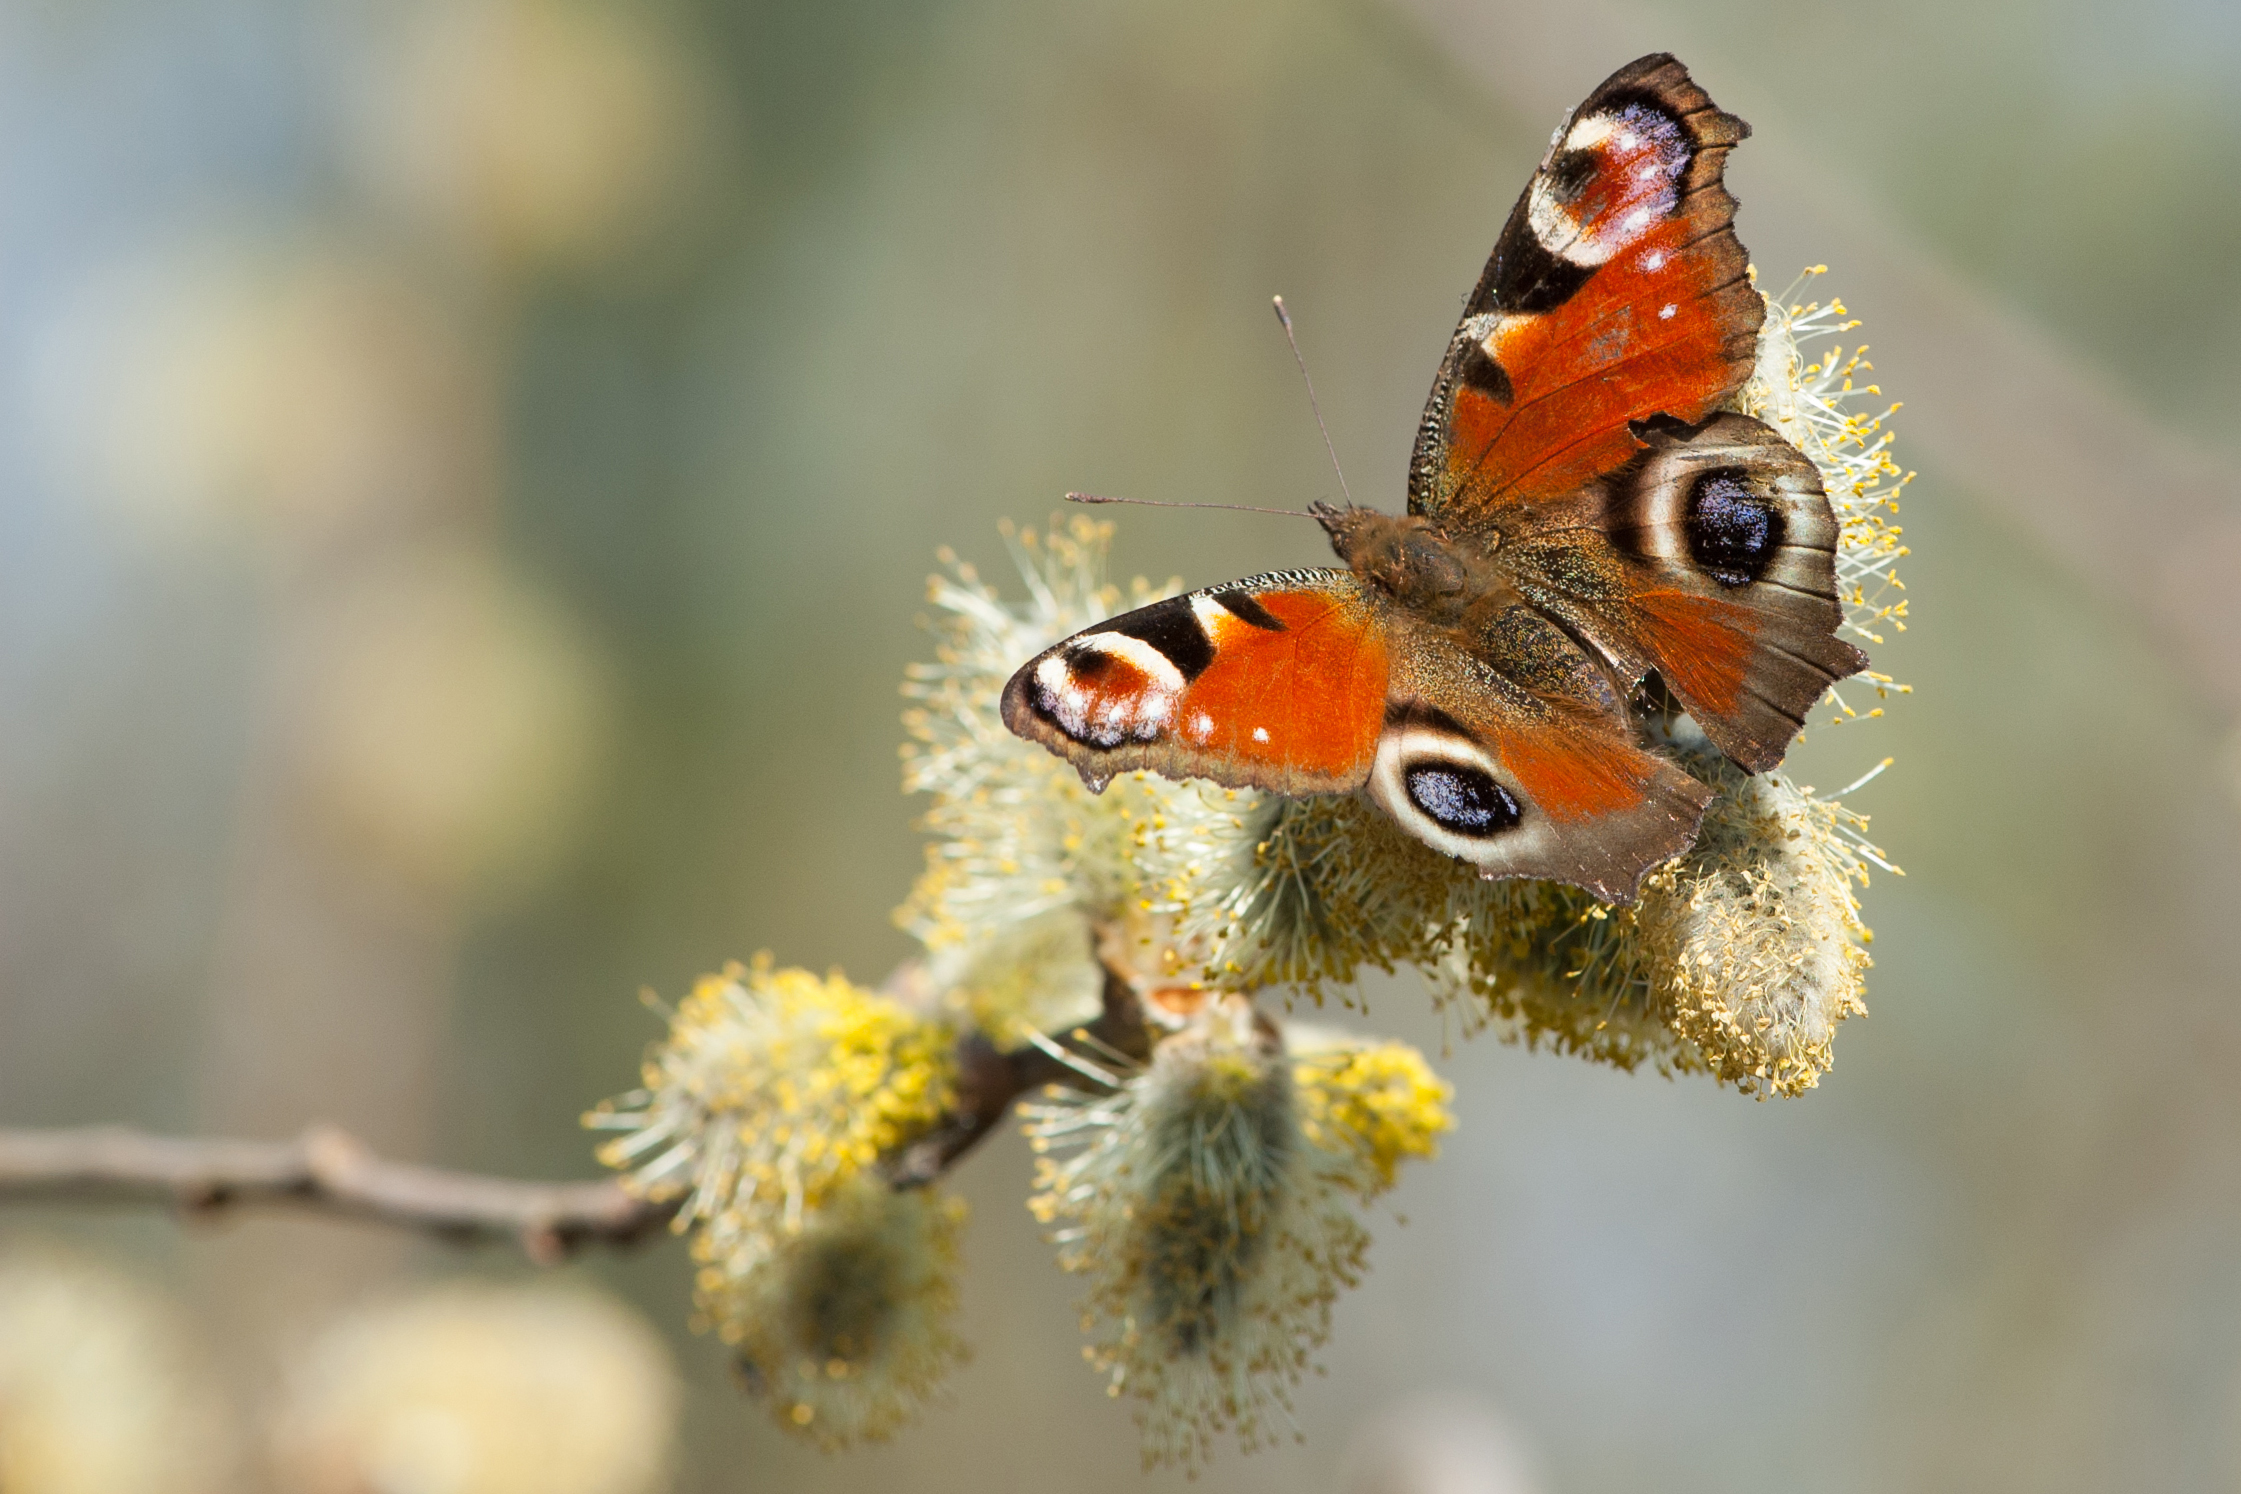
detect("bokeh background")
(4, 0), (2240, 1489)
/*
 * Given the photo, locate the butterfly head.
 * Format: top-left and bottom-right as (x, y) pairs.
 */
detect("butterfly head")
(1312, 502), (1472, 616)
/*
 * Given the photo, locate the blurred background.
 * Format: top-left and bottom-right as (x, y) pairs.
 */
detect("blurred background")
(3, 0), (2239, 1489)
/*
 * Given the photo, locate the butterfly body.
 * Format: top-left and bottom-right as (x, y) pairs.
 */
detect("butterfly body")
(1001, 54), (1868, 904)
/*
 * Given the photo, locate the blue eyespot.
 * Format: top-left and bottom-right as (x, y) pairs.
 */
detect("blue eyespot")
(1686, 469), (1781, 587)
(1404, 762), (1521, 837)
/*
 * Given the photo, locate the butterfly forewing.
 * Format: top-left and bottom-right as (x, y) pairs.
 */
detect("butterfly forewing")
(1410, 53), (1759, 526)
(1000, 572), (1390, 797)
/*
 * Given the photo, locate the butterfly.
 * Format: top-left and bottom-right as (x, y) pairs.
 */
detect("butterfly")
(1001, 54), (1867, 904)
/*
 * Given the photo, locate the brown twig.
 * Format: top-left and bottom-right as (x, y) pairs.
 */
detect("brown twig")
(0, 1124), (677, 1265)
(1, 946), (1152, 1249)
(878, 962), (1152, 1189)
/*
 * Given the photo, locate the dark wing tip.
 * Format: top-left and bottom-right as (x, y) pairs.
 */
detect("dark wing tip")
(1594, 53), (1751, 147)
(997, 655), (1040, 739)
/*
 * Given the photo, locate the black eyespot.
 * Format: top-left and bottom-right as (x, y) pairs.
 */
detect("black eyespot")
(1403, 762), (1522, 837)
(1686, 468), (1783, 587)
(1061, 643), (1112, 678)
(1545, 147), (1598, 205)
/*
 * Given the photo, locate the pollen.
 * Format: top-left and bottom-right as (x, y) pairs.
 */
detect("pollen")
(1292, 1035), (1455, 1195)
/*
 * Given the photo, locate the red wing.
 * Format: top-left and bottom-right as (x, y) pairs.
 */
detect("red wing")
(1369, 606), (1713, 904)
(1409, 53), (1760, 531)
(1000, 571), (1389, 797)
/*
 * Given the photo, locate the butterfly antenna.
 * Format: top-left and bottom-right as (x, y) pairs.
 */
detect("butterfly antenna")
(1272, 295), (1353, 506)
(1064, 492), (1320, 520)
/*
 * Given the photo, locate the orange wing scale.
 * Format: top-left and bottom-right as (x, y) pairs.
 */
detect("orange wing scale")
(1628, 589), (1758, 719)
(1488, 720), (1668, 824)
(1450, 246), (1752, 507)
(1171, 588), (1389, 786)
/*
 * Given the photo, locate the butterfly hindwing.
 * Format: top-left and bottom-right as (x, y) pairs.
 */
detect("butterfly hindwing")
(1508, 412), (1869, 771)
(1000, 571), (1390, 797)
(1368, 606), (1714, 903)
(1410, 53), (1759, 527)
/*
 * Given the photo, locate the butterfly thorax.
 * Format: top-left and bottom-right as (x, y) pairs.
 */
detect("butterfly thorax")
(1313, 503), (1500, 626)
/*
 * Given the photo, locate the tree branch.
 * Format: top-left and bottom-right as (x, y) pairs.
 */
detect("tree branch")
(878, 960), (1152, 1189)
(0, 1125), (677, 1265)
(1, 945), (1155, 1250)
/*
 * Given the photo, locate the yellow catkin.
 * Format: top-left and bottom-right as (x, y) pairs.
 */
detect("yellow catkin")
(1022, 1000), (1383, 1472)
(1293, 1039), (1455, 1196)
(587, 957), (955, 1269)
(1632, 766), (1876, 1097)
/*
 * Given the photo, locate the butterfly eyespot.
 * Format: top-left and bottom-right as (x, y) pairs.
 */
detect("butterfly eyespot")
(1062, 643), (1114, 678)
(1402, 762), (1522, 838)
(1545, 148), (1598, 206)
(1027, 638), (1182, 750)
(1685, 468), (1784, 587)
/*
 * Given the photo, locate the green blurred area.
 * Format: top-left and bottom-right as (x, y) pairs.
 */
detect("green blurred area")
(4, 0), (2239, 1489)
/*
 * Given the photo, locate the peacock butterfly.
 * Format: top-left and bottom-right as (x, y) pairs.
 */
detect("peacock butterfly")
(1001, 54), (1867, 904)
